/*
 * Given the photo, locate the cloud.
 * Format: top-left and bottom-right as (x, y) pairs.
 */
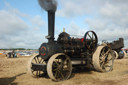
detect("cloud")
(0, 11), (26, 36)
(56, 0), (105, 18)
(66, 22), (88, 37)
(4, 1), (29, 18)
(1, 0), (128, 49)
(30, 15), (45, 30)
(85, 1), (128, 48)
(0, 3), (46, 49)
(57, 0), (128, 48)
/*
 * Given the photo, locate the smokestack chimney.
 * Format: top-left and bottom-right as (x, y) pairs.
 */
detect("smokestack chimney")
(47, 11), (55, 42)
(38, 0), (57, 43)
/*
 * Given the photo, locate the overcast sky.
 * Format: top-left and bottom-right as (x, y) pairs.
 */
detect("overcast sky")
(0, 0), (128, 49)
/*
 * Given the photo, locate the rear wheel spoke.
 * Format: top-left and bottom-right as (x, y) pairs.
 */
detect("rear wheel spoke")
(39, 58), (43, 63)
(36, 57), (40, 63)
(34, 57), (37, 63)
(104, 64), (111, 67)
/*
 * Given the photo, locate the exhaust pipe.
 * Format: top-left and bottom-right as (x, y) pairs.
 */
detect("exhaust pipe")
(38, 0), (57, 43)
(46, 11), (55, 43)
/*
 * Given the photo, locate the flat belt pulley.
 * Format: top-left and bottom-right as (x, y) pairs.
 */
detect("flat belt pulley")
(84, 31), (98, 51)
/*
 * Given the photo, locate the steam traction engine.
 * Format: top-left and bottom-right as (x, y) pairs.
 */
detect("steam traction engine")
(102, 38), (126, 59)
(108, 38), (126, 59)
(28, 5), (114, 82)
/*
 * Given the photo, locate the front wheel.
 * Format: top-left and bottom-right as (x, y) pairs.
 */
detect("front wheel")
(47, 53), (72, 81)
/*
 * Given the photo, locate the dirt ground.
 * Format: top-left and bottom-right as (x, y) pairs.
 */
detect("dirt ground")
(0, 54), (128, 85)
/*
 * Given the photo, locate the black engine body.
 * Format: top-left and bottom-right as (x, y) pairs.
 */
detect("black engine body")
(39, 42), (62, 60)
(39, 31), (97, 61)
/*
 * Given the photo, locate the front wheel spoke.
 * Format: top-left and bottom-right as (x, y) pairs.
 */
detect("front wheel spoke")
(58, 70), (64, 79)
(53, 68), (58, 71)
(56, 70), (61, 79)
(53, 64), (58, 68)
(54, 61), (60, 66)
(54, 70), (58, 78)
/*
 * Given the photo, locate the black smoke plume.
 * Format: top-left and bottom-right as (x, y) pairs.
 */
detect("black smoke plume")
(38, 0), (57, 12)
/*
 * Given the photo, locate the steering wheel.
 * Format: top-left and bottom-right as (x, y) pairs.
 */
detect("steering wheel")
(84, 31), (98, 51)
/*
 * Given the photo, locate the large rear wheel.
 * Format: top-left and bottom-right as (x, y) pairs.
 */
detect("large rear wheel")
(93, 46), (114, 72)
